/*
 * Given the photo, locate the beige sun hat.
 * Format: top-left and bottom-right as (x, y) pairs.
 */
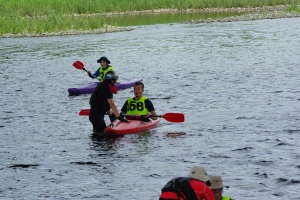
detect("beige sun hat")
(209, 176), (229, 189)
(188, 166), (210, 182)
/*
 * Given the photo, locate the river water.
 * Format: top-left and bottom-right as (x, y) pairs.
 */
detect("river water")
(1, 17), (300, 199)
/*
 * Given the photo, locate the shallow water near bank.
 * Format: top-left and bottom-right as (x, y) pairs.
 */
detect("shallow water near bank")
(104, 11), (245, 26)
(1, 17), (300, 199)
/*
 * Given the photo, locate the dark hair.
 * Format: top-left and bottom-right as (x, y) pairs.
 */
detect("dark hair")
(134, 82), (144, 90)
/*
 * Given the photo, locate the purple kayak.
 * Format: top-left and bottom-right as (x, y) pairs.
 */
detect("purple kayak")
(68, 78), (143, 95)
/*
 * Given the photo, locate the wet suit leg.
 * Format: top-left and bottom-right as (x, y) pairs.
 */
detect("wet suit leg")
(89, 109), (107, 135)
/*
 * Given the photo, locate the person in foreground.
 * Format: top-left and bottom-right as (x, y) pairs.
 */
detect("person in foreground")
(159, 166), (215, 200)
(209, 176), (231, 200)
(89, 71), (128, 136)
(87, 56), (114, 82)
(121, 82), (157, 122)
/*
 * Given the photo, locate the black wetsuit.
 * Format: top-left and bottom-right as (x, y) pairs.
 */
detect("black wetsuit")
(89, 82), (112, 132)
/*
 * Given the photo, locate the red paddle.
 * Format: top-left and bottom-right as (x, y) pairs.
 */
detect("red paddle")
(72, 60), (117, 93)
(73, 60), (100, 80)
(78, 109), (184, 123)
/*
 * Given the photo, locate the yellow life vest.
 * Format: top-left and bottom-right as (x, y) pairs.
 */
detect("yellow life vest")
(222, 196), (231, 200)
(99, 66), (114, 81)
(126, 96), (148, 115)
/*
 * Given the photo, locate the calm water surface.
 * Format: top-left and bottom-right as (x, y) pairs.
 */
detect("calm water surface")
(0, 18), (300, 199)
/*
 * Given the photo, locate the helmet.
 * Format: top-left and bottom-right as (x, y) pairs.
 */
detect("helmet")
(104, 71), (118, 80)
(97, 56), (110, 64)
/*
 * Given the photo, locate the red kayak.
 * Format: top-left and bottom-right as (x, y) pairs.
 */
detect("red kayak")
(105, 118), (160, 136)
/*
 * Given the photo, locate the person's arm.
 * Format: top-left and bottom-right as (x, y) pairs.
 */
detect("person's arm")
(120, 100), (128, 114)
(103, 86), (118, 117)
(150, 111), (157, 120)
(145, 99), (157, 120)
(107, 99), (128, 123)
(87, 68), (99, 79)
(107, 99), (121, 117)
(104, 86), (127, 122)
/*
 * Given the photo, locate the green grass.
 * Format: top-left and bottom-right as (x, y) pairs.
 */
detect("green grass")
(0, 14), (104, 35)
(286, 4), (300, 12)
(0, 0), (298, 36)
(0, 0), (295, 15)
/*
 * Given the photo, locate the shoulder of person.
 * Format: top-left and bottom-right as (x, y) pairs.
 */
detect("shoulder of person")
(103, 85), (112, 94)
(144, 98), (154, 104)
(144, 98), (153, 105)
(144, 97), (150, 101)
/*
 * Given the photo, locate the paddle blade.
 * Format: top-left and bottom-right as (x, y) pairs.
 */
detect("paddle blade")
(161, 112), (185, 123)
(73, 60), (85, 70)
(79, 109), (90, 116)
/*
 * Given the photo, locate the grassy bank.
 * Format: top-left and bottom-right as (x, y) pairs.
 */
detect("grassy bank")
(0, 0), (299, 37)
(286, 4), (300, 12)
(1, 0), (298, 15)
(0, 14), (105, 35)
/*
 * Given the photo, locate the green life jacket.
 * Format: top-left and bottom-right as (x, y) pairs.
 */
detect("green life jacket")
(99, 66), (114, 81)
(127, 96), (148, 115)
(222, 196), (231, 200)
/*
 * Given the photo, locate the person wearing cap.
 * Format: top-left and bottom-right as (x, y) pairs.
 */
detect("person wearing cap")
(159, 166), (215, 200)
(120, 82), (157, 122)
(89, 71), (128, 136)
(87, 56), (114, 82)
(209, 176), (231, 200)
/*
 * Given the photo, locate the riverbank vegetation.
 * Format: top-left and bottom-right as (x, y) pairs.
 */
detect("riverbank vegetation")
(0, 0), (299, 37)
(0, 14), (105, 36)
(286, 4), (300, 12)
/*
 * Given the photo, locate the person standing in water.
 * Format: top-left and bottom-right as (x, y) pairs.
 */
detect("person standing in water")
(87, 56), (114, 82)
(120, 82), (157, 122)
(89, 71), (128, 136)
(209, 176), (231, 200)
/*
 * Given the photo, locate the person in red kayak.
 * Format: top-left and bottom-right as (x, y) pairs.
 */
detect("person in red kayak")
(159, 165), (215, 200)
(87, 56), (114, 82)
(120, 82), (157, 122)
(89, 71), (128, 136)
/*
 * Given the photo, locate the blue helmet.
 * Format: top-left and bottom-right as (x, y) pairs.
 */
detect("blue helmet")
(104, 71), (118, 80)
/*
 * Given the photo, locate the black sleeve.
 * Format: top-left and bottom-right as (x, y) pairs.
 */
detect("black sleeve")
(145, 99), (155, 112)
(121, 100), (128, 113)
(104, 86), (113, 100)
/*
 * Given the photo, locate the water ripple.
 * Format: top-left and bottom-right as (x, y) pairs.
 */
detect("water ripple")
(0, 17), (300, 199)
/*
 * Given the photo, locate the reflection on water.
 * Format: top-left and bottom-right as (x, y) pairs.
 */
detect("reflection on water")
(0, 17), (300, 199)
(104, 11), (245, 26)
